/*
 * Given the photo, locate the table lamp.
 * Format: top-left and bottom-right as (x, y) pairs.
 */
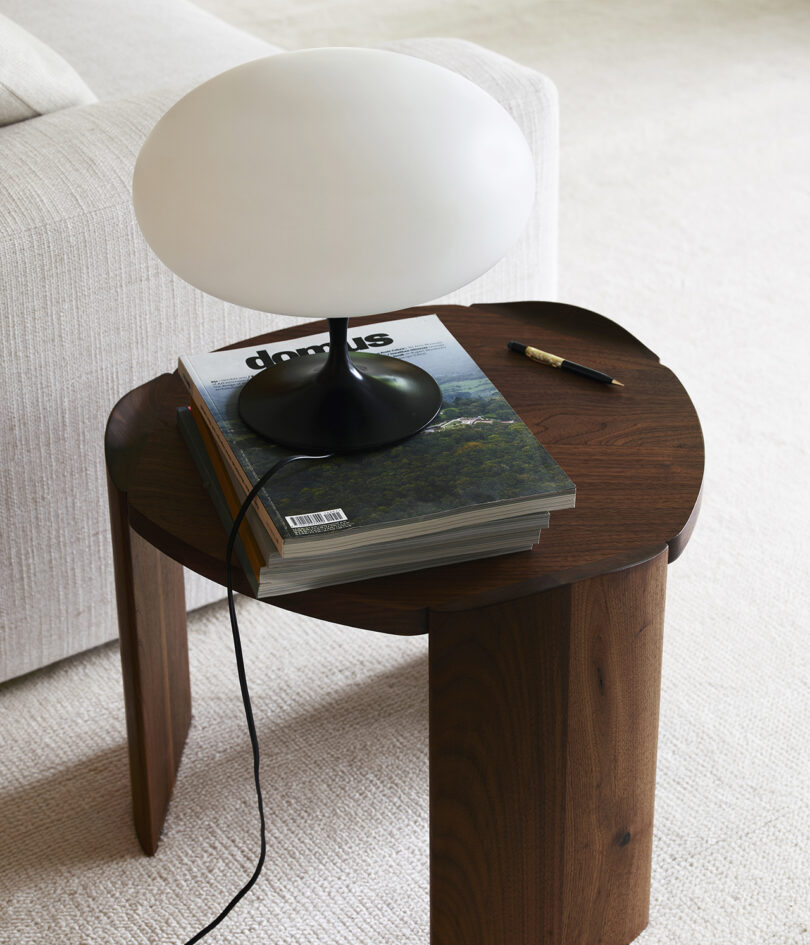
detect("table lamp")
(133, 47), (535, 453)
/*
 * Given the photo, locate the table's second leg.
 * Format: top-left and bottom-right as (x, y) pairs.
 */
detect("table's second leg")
(428, 550), (667, 945)
(108, 475), (190, 855)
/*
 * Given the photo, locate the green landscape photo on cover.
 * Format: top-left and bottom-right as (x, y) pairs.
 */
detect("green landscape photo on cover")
(179, 314), (575, 541)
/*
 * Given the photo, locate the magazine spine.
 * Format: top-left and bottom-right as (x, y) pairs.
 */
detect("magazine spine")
(176, 407), (260, 595)
(208, 447), (278, 562)
(176, 359), (286, 556)
(187, 406), (267, 577)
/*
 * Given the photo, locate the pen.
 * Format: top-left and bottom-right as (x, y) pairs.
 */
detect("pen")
(507, 340), (624, 387)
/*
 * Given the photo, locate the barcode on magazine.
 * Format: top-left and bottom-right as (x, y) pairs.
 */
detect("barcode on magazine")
(285, 508), (348, 530)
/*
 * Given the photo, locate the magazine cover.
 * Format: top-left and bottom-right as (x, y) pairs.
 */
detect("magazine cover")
(178, 314), (575, 555)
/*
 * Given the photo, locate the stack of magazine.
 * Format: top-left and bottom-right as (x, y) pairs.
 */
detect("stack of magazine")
(176, 314), (575, 597)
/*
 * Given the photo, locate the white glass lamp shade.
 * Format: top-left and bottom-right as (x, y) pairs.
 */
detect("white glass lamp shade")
(132, 47), (535, 318)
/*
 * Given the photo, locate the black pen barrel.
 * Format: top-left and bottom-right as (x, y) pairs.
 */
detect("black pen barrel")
(561, 360), (613, 384)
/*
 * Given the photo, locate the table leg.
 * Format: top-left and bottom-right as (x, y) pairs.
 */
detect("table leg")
(428, 549), (667, 945)
(108, 477), (190, 855)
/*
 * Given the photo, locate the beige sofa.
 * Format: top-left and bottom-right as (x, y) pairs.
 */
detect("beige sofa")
(0, 0), (559, 681)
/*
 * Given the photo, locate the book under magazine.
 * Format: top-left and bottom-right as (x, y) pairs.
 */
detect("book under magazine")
(177, 406), (550, 596)
(177, 314), (576, 560)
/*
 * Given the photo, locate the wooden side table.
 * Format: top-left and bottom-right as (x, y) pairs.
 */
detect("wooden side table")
(105, 301), (703, 945)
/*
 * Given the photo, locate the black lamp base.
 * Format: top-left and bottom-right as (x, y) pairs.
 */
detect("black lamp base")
(238, 319), (442, 454)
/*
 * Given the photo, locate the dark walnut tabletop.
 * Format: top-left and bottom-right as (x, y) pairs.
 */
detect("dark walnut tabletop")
(105, 301), (704, 635)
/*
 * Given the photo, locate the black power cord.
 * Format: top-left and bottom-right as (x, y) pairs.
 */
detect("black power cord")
(184, 452), (332, 945)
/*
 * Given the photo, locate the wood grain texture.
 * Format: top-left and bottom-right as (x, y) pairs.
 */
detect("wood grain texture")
(107, 465), (190, 856)
(428, 549), (667, 945)
(104, 302), (704, 636)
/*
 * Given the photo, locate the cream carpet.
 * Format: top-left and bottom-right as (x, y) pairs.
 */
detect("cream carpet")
(2, 1), (810, 942)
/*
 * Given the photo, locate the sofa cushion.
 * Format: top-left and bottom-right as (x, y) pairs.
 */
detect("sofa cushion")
(0, 0), (279, 100)
(0, 13), (96, 126)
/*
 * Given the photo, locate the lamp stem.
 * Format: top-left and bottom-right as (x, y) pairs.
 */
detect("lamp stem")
(320, 317), (364, 388)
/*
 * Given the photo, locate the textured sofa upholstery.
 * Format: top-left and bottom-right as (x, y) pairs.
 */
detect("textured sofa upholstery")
(0, 0), (559, 682)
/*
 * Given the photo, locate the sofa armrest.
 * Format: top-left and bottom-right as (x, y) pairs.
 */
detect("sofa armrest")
(1, 87), (191, 240)
(0, 84), (287, 447)
(0, 90), (287, 681)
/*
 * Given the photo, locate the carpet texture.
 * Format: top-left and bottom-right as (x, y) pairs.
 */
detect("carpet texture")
(2, 0), (809, 942)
